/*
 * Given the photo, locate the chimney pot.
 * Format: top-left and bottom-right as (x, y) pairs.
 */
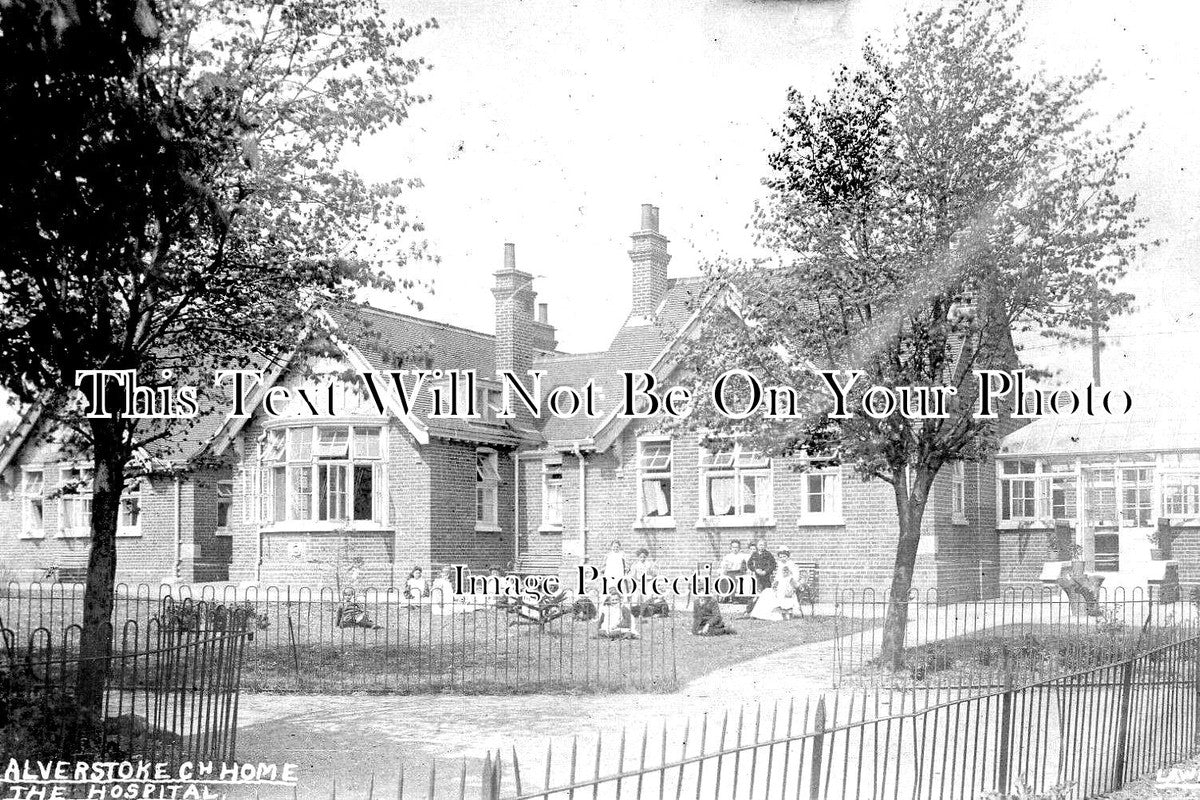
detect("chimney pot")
(537, 303), (548, 324)
(640, 204), (659, 233)
(503, 242), (516, 270)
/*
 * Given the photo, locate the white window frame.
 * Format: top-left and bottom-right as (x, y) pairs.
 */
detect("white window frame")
(997, 459), (1051, 528)
(20, 468), (45, 539)
(698, 438), (774, 526)
(635, 437), (674, 527)
(476, 448), (501, 532)
(117, 478), (143, 538)
(58, 465), (93, 538)
(950, 461), (967, 525)
(216, 479), (234, 536)
(1162, 470), (1200, 519)
(541, 458), (564, 531)
(257, 421), (387, 530)
(798, 462), (842, 526)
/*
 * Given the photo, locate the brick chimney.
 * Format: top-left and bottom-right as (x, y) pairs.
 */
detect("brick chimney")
(629, 203), (671, 318)
(493, 243), (535, 384)
(532, 302), (558, 356)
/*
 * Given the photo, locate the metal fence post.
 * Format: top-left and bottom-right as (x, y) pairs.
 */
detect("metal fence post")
(1113, 656), (1137, 787)
(997, 670), (1014, 795)
(808, 696), (827, 800)
(480, 752), (501, 800)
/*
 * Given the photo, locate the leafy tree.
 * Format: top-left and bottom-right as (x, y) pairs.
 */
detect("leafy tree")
(0, 0), (434, 718)
(679, 0), (1148, 667)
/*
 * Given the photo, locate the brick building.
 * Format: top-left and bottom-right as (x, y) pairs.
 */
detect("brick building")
(0, 204), (1004, 596)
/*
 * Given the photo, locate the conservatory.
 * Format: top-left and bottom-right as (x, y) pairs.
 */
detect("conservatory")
(996, 406), (1200, 595)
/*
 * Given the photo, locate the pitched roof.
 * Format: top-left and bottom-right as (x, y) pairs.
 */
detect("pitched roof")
(536, 277), (710, 446)
(998, 391), (1200, 457)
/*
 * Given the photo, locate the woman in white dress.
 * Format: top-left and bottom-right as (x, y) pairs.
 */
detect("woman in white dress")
(749, 550), (802, 621)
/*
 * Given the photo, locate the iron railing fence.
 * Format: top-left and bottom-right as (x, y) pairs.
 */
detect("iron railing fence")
(491, 634), (1200, 799)
(0, 601), (251, 765)
(831, 586), (1200, 689)
(1, 582), (678, 693)
(272, 635), (1200, 799)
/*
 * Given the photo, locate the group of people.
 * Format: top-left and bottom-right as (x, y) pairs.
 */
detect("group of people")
(719, 539), (810, 621)
(594, 540), (669, 639)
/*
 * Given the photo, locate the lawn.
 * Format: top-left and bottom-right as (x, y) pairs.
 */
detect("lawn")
(3, 587), (876, 694)
(843, 622), (1196, 688)
(237, 601), (874, 694)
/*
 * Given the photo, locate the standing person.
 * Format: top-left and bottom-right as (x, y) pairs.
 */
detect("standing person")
(603, 540), (627, 583)
(747, 540), (776, 593)
(719, 539), (750, 600)
(773, 550), (804, 620)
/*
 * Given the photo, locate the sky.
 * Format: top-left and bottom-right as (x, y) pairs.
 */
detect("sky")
(342, 0), (1200, 403)
(3, 0), (1197, 424)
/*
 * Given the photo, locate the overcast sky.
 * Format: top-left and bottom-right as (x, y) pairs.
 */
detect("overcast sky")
(343, 0), (1199, 403)
(3, 0), (1196, 424)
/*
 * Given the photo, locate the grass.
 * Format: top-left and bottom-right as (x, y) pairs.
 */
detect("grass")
(237, 602), (873, 694)
(4, 591), (875, 695)
(850, 622), (1194, 687)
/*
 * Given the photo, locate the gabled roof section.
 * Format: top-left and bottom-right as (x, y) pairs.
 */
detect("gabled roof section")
(536, 277), (716, 448)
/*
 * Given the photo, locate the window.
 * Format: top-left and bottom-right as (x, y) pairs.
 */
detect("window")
(118, 480), (141, 535)
(20, 470), (44, 538)
(480, 386), (504, 423)
(216, 480), (234, 533)
(700, 441), (772, 519)
(800, 465), (841, 524)
(259, 424), (384, 525)
(1163, 473), (1200, 517)
(999, 460), (1040, 523)
(637, 439), (673, 521)
(542, 459), (563, 529)
(1120, 467), (1153, 527)
(951, 461), (966, 522)
(476, 450), (500, 529)
(59, 466), (93, 537)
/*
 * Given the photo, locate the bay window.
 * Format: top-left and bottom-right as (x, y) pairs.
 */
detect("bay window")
(637, 438), (673, 521)
(700, 441), (772, 520)
(260, 423), (384, 526)
(476, 449), (500, 530)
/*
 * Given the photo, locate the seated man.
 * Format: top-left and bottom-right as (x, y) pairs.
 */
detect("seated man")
(691, 595), (736, 636)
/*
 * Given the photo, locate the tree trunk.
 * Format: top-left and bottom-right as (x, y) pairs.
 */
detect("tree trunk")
(879, 470), (932, 671)
(76, 419), (128, 729)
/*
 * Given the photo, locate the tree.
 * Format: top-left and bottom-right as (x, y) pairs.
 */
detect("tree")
(0, 0), (434, 721)
(678, 0), (1148, 668)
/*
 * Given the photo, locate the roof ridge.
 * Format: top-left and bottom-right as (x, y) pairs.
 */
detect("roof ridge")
(352, 303), (495, 344)
(535, 351), (606, 362)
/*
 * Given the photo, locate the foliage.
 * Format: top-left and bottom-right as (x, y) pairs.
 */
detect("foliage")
(675, 0), (1150, 665)
(981, 777), (1075, 800)
(156, 599), (270, 632)
(0, 0), (433, 707)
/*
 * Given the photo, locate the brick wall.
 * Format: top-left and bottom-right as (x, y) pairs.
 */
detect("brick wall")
(428, 438), (516, 574)
(0, 433), (183, 584)
(523, 422), (999, 598)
